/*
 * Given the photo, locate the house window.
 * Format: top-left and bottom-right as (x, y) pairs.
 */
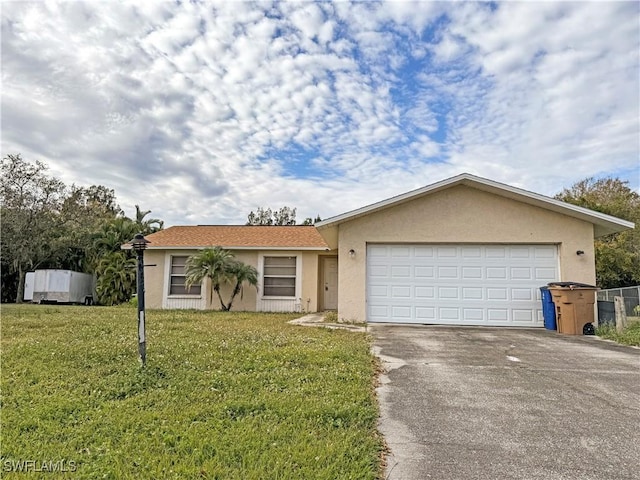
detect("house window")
(169, 256), (201, 295)
(263, 256), (296, 297)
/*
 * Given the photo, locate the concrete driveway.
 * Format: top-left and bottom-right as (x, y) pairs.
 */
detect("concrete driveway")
(370, 325), (640, 480)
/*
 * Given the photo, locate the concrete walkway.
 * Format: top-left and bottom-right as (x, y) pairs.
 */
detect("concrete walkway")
(288, 312), (366, 332)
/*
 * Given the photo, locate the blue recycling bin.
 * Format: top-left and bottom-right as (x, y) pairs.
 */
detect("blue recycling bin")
(540, 286), (557, 330)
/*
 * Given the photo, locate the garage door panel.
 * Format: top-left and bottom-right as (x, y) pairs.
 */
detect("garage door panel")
(415, 266), (435, 278)
(487, 288), (508, 300)
(511, 288), (533, 300)
(367, 244), (558, 326)
(369, 265), (388, 277)
(463, 308), (484, 321)
(369, 305), (391, 322)
(438, 286), (459, 299)
(437, 266), (458, 279)
(415, 306), (436, 320)
(392, 306), (412, 318)
(439, 307), (460, 320)
(462, 287), (483, 299)
(369, 285), (388, 297)
(391, 285), (411, 298)
(535, 246), (556, 258)
(510, 267), (532, 279)
(510, 247), (531, 258)
(414, 246), (434, 257)
(437, 247), (457, 258)
(486, 267), (508, 279)
(487, 309), (509, 322)
(369, 245), (389, 256)
(462, 266), (483, 279)
(391, 265), (411, 277)
(513, 310), (535, 322)
(391, 247), (410, 258)
(461, 247), (482, 258)
(415, 286), (434, 298)
(486, 247), (507, 258)
(535, 267), (557, 280)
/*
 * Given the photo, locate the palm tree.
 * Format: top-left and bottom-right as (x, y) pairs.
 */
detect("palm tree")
(225, 261), (259, 311)
(95, 251), (136, 305)
(91, 217), (138, 258)
(92, 229), (126, 255)
(90, 216), (138, 304)
(185, 247), (260, 311)
(134, 205), (163, 234)
(185, 246), (235, 310)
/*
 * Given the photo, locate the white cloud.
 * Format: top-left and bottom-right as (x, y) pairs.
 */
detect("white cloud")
(437, 1), (640, 193)
(1, 1), (638, 226)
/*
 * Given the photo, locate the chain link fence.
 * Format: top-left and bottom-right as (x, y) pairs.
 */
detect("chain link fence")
(597, 286), (640, 318)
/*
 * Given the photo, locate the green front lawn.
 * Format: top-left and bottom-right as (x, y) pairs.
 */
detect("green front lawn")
(1, 305), (383, 479)
(596, 319), (640, 346)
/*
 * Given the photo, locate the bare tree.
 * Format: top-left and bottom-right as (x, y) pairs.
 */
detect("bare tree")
(246, 206), (297, 225)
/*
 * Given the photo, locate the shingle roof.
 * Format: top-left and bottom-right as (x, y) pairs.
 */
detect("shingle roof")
(141, 225), (330, 250)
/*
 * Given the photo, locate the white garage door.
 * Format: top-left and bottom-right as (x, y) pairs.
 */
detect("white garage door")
(367, 244), (558, 326)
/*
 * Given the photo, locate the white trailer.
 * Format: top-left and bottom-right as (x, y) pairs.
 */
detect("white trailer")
(24, 271), (35, 301)
(31, 269), (94, 305)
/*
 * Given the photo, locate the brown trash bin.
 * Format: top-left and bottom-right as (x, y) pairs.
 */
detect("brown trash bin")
(548, 283), (598, 335)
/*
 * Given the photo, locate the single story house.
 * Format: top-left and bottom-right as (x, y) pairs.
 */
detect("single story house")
(140, 173), (634, 326)
(141, 224), (333, 313)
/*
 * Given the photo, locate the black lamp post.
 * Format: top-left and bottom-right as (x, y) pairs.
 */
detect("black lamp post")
(131, 233), (149, 367)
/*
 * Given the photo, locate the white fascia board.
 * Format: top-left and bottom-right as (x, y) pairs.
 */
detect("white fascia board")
(146, 246), (329, 251)
(315, 173), (634, 237)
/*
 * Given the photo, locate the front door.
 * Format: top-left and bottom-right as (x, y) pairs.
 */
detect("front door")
(322, 256), (338, 310)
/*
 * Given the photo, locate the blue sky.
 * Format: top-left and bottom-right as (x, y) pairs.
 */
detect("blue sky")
(2, 1), (639, 225)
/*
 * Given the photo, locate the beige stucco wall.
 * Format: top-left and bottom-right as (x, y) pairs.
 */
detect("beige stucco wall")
(145, 248), (322, 312)
(210, 251), (259, 311)
(144, 250), (166, 309)
(301, 251), (320, 313)
(218, 250), (321, 312)
(146, 249), (207, 309)
(334, 185), (596, 322)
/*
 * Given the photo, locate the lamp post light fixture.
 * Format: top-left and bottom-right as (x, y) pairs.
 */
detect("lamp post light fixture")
(131, 233), (150, 367)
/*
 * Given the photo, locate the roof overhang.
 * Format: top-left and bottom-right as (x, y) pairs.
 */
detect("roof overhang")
(315, 173), (634, 238)
(143, 245), (330, 251)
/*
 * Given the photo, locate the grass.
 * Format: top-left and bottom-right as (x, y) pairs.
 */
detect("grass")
(1, 304), (383, 479)
(322, 311), (361, 325)
(323, 311), (339, 323)
(596, 318), (640, 346)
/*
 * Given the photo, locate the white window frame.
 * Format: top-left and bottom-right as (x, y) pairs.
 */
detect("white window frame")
(259, 254), (301, 299)
(167, 254), (201, 297)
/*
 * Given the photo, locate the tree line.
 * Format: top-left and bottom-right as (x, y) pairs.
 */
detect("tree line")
(555, 177), (640, 288)
(2, 154), (639, 306)
(1, 154), (163, 304)
(246, 206), (321, 225)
